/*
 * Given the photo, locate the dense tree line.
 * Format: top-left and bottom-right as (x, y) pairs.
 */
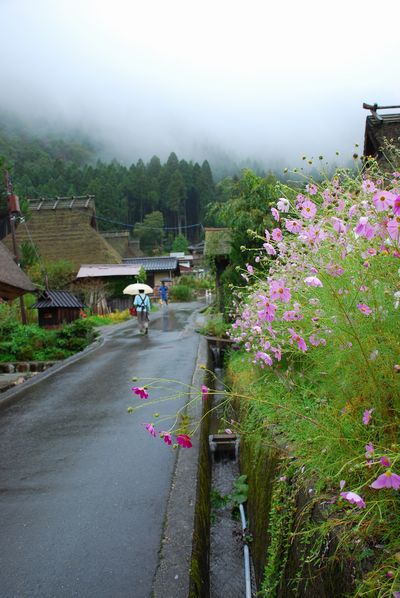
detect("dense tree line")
(0, 122), (216, 244)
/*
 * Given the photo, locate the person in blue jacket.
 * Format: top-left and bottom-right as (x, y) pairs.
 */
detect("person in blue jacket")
(159, 283), (169, 306)
(134, 289), (151, 334)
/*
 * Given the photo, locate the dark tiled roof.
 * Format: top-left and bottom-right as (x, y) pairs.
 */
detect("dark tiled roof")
(32, 290), (84, 309)
(122, 256), (179, 271)
(364, 113), (400, 157)
(0, 241), (36, 297)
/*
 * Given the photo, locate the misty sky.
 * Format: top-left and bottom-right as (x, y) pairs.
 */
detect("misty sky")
(1, 0), (399, 167)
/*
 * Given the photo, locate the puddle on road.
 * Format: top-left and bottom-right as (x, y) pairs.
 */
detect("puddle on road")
(150, 308), (191, 332)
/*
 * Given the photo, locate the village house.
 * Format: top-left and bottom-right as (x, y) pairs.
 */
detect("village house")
(1, 196), (122, 272)
(0, 240), (36, 301)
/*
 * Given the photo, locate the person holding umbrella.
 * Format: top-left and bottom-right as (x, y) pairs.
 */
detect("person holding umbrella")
(123, 283), (153, 335)
(134, 288), (151, 334)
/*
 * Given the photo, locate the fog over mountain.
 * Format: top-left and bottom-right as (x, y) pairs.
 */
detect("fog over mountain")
(0, 0), (399, 171)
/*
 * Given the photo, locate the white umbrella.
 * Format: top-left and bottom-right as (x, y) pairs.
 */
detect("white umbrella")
(123, 283), (153, 295)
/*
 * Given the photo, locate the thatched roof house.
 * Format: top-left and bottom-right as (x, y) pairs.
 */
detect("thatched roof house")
(0, 241), (36, 301)
(2, 196), (122, 271)
(363, 103), (400, 162)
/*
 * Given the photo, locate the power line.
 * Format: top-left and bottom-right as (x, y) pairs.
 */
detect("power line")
(94, 214), (203, 232)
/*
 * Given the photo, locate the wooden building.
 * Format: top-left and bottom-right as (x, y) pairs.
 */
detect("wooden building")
(0, 241), (36, 301)
(31, 290), (84, 329)
(122, 256), (181, 288)
(363, 103), (400, 164)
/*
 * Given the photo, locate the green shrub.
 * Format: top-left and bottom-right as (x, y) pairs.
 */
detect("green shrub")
(169, 284), (193, 302)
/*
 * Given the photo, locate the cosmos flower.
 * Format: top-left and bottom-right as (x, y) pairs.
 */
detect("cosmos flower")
(161, 432), (172, 445)
(372, 190), (395, 212)
(362, 409), (374, 425)
(201, 385), (209, 400)
(132, 387), (149, 399)
(365, 443), (374, 459)
(270, 280), (291, 303)
(144, 423), (157, 437)
(288, 328), (307, 352)
(304, 276), (323, 287)
(301, 200), (317, 220)
(176, 434), (193, 448)
(357, 303), (372, 315)
(340, 491), (366, 508)
(277, 198), (290, 212)
(371, 470), (400, 490)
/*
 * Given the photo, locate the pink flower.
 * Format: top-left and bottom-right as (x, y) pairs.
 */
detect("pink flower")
(362, 409), (374, 425)
(340, 491), (366, 508)
(357, 303), (372, 315)
(365, 443), (374, 458)
(306, 183), (318, 196)
(285, 219), (302, 233)
(271, 207), (280, 221)
(371, 470), (400, 490)
(263, 242), (276, 255)
(301, 199), (317, 220)
(361, 179), (376, 193)
(201, 385), (209, 400)
(354, 217), (375, 240)
(372, 190), (395, 212)
(270, 280), (291, 303)
(144, 423), (157, 437)
(225, 428), (233, 435)
(176, 434), (192, 448)
(309, 334), (326, 347)
(246, 264), (254, 274)
(255, 351), (273, 366)
(380, 456), (391, 468)
(340, 480), (346, 490)
(387, 216), (400, 242)
(132, 386), (149, 399)
(288, 328), (307, 352)
(271, 228), (283, 242)
(304, 276), (323, 287)
(161, 431), (172, 445)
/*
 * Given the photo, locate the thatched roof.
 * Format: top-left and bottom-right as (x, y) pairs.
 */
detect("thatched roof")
(0, 241), (36, 300)
(204, 228), (232, 257)
(2, 196), (122, 271)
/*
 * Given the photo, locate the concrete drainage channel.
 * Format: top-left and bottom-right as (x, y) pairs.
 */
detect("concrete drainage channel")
(153, 336), (255, 598)
(208, 366), (255, 598)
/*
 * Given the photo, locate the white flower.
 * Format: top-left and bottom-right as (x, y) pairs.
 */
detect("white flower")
(277, 197), (290, 212)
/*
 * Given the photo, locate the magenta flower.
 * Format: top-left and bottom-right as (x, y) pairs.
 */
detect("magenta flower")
(354, 217), (375, 240)
(270, 280), (291, 303)
(372, 190), (395, 212)
(394, 195), (400, 215)
(365, 443), (374, 458)
(201, 385), (209, 400)
(144, 423), (157, 437)
(340, 491), (366, 508)
(176, 434), (192, 448)
(371, 470), (400, 490)
(271, 228), (283, 242)
(161, 431), (172, 445)
(301, 200), (317, 220)
(380, 456), (391, 468)
(357, 303), (372, 316)
(304, 276), (323, 287)
(362, 409), (374, 425)
(288, 328), (307, 352)
(132, 386), (149, 399)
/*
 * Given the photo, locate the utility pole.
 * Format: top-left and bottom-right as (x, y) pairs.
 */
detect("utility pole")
(4, 170), (28, 324)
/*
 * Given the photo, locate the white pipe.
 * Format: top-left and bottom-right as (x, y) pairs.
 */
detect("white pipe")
(239, 503), (252, 598)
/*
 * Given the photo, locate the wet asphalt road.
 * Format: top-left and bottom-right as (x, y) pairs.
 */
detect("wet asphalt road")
(0, 302), (203, 598)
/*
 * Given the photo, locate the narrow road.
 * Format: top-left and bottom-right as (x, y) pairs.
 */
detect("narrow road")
(0, 302), (203, 598)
